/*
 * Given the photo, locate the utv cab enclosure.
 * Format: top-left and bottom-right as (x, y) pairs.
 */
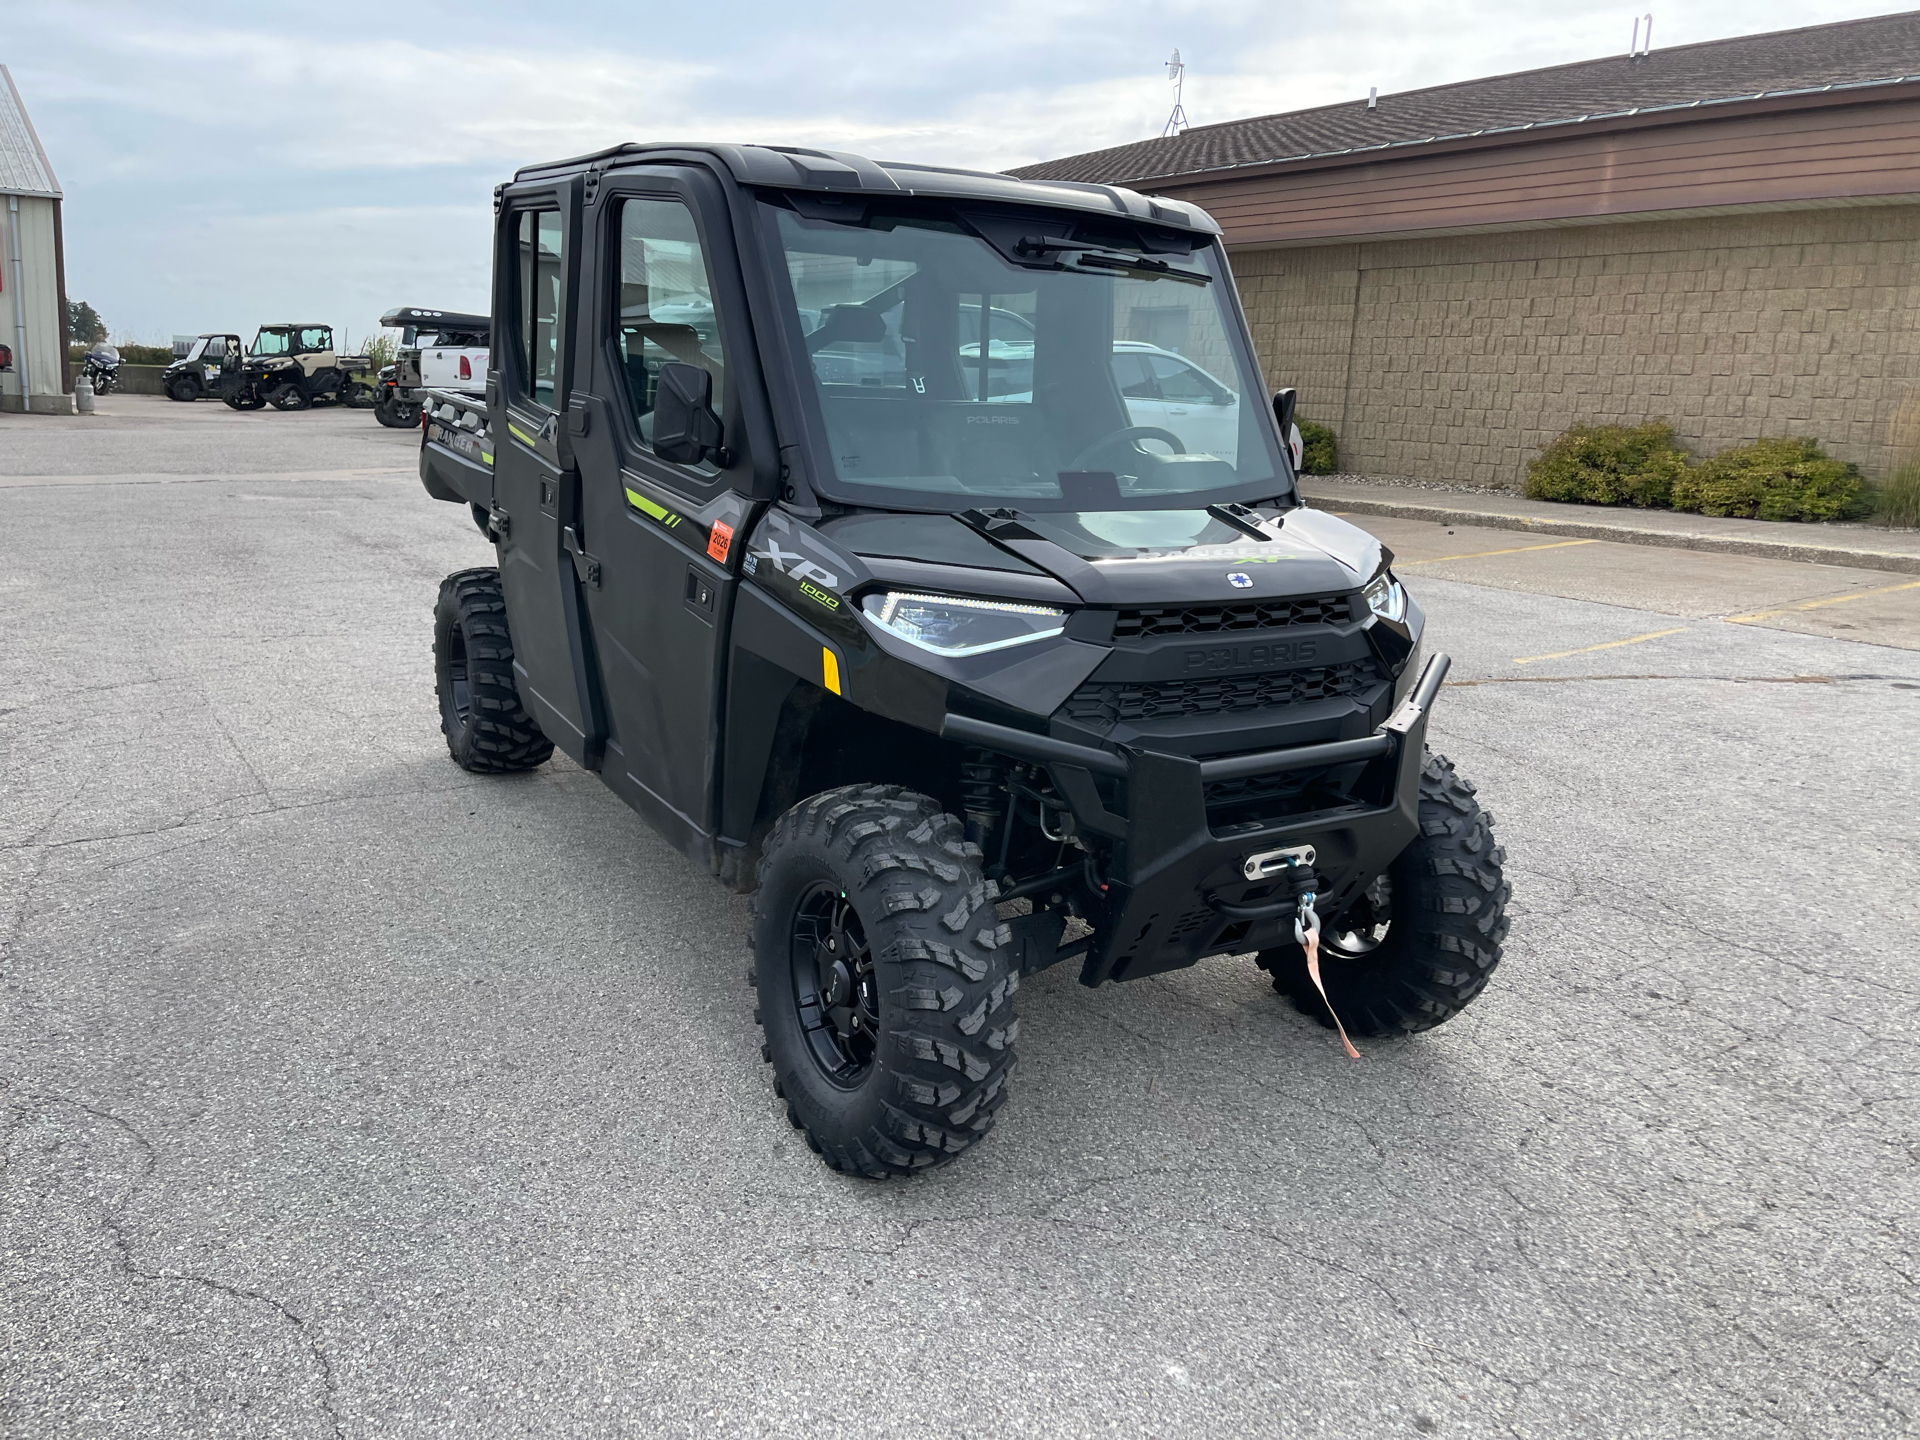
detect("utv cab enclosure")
(419, 143), (1510, 1177)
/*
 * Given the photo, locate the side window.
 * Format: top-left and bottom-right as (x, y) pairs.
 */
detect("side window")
(298, 327), (331, 354)
(1148, 353), (1220, 404)
(1110, 352), (1158, 399)
(514, 209), (565, 408)
(614, 198), (724, 458)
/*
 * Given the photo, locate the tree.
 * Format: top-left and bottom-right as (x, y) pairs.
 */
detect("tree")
(67, 299), (105, 344)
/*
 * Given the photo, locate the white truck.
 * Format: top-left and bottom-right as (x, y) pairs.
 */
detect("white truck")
(374, 306), (489, 427)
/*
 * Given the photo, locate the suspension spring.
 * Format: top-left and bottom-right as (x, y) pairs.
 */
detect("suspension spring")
(959, 747), (1008, 858)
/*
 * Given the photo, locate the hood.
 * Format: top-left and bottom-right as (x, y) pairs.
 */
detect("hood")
(826, 506), (1382, 606)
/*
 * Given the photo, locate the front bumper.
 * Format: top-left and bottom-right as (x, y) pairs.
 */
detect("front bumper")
(942, 652), (1450, 985)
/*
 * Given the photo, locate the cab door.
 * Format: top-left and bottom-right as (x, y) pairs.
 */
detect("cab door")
(569, 168), (771, 858)
(490, 185), (602, 763)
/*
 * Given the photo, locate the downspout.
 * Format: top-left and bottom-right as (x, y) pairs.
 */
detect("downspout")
(6, 194), (28, 412)
(52, 197), (70, 394)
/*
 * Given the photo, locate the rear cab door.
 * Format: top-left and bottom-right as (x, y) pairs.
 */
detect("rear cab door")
(567, 163), (776, 862)
(490, 180), (604, 763)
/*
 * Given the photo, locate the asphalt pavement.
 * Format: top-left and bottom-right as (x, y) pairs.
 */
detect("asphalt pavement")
(3, 396), (1916, 1439)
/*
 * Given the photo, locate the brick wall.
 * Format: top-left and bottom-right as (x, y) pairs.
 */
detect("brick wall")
(1231, 204), (1920, 486)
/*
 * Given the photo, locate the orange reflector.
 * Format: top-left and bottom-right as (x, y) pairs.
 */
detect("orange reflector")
(822, 648), (841, 695)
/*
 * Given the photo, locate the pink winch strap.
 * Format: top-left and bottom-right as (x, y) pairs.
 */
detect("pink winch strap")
(1303, 927), (1360, 1060)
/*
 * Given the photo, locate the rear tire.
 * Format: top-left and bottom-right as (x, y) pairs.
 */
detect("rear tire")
(1254, 751), (1509, 1037)
(344, 382), (376, 409)
(375, 398), (419, 429)
(751, 786), (1018, 1177)
(432, 568), (553, 773)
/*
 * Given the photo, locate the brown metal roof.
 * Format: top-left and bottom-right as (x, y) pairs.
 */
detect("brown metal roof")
(1009, 11), (1920, 187)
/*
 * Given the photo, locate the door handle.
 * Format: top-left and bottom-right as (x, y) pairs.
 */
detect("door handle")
(564, 525), (601, 588)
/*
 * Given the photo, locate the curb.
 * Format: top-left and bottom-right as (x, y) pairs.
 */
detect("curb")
(1300, 491), (1920, 576)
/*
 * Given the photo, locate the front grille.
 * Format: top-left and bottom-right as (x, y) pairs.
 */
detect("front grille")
(1112, 595), (1352, 640)
(1061, 658), (1383, 730)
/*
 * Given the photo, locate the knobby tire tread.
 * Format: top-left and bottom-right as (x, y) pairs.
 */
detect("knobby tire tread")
(751, 785), (1018, 1179)
(433, 567), (553, 773)
(1256, 750), (1509, 1037)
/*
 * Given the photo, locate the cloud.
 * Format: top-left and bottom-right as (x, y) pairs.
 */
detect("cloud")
(12, 0), (1899, 335)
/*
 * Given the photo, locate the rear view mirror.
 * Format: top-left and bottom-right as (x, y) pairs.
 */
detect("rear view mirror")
(806, 304), (887, 353)
(653, 361), (725, 466)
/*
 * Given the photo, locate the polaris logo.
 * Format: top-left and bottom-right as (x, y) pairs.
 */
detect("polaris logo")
(1185, 640), (1318, 672)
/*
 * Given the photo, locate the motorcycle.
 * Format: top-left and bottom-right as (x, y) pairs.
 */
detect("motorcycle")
(83, 343), (122, 396)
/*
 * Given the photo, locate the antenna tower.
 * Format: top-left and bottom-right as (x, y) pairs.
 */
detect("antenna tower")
(1163, 50), (1190, 137)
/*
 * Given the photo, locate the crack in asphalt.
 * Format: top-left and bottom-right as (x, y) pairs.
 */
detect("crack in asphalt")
(3, 1090), (345, 1440)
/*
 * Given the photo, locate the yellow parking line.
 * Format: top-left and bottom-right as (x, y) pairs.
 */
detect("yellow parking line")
(1401, 539), (1602, 565)
(1725, 579), (1920, 625)
(1513, 628), (1688, 665)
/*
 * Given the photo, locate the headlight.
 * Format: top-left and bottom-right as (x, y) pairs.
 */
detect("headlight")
(862, 591), (1067, 657)
(1362, 572), (1406, 623)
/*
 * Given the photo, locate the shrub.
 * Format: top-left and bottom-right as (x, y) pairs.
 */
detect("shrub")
(1872, 454), (1920, 530)
(1523, 422), (1689, 507)
(1672, 437), (1865, 522)
(1296, 418), (1338, 475)
(115, 343), (175, 366)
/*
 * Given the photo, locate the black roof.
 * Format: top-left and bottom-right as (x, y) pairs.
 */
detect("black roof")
(1011, 11), (1920, 187)
(508, 142), (1220, 235)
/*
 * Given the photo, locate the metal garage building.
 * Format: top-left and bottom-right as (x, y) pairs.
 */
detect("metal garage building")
(1, 64), (70, 415)
(1013, 14), (1920, 486)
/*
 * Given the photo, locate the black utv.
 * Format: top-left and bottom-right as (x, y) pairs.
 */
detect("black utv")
(162, 332), (243, 402)
(417, 144), (1510, 1177)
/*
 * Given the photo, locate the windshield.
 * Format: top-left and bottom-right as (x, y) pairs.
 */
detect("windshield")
(252, 329), (291, 356)
(762, 198), (1287, 512)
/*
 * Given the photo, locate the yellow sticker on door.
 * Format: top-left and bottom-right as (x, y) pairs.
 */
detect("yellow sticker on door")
(822, 648), (841, 695)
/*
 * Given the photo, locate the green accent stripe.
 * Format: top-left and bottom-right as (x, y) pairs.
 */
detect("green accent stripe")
(507, 422), (537, 446)
(623, 486), (683, 528)
(481, 452), (494, 466)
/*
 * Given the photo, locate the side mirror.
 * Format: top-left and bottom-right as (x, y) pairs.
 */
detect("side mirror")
(1272, 387), (1298, 438)
(653, 361), (725, 466)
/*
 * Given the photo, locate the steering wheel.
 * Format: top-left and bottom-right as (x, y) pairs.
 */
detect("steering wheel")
(1066, 425), (1186, 471)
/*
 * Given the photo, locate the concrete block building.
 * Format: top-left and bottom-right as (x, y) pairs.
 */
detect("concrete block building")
(1, 64), (70, 415)
(1013, 14), (1920, 486)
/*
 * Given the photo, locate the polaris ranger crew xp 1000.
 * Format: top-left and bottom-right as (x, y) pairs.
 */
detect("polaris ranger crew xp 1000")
(417, 144), (1510, 1178)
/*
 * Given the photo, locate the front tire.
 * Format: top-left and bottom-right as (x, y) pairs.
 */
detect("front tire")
(1255, 751), (1509, 1037)
(375, 398), (420, 429)
(752, 786), (1018, 1177)
(168, 377), (199, 402)
(432, 568), (553, 773)
(268, 383), (308, 411)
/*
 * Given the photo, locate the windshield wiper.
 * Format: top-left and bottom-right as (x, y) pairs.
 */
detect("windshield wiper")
(1010, 233), (1212, 285)
(1063, 251), (1211, 284)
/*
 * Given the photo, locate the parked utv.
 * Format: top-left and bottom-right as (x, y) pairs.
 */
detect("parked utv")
(229, 323), (375, 410)
(417, 144), (1510, 1178)
(374, 305), (489, 428)
(162, 333), (243, 402)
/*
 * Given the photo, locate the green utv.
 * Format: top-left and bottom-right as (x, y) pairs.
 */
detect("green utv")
(418, 144), (1510, 1177)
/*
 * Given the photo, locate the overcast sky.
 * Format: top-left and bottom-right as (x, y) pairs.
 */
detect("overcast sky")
(7, 1), (1902, 344)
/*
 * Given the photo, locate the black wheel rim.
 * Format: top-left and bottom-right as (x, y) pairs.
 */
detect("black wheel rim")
(1322, 873), (1393, 960)
(789, 883), (877, 1084)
